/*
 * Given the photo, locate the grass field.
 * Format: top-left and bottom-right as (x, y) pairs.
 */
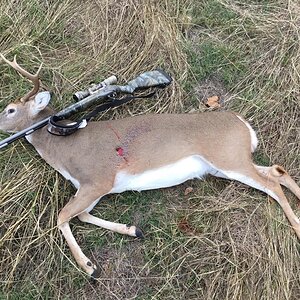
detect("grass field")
(0, 0), (299, 299)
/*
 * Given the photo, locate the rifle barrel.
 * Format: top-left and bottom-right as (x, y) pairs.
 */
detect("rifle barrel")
(0, 117), (50, 149)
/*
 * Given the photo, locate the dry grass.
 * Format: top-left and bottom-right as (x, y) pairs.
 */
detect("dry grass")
(0, 0), (299, 299)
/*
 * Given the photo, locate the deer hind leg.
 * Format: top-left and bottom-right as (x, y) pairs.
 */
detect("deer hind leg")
(218, 166), (300, 239)
(77, 212), (144, 238)
(255, 164), (300, 200)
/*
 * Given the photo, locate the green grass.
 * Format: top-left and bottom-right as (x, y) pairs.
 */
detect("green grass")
(191, 0), (238, 28)
(187, 41), (247, 88)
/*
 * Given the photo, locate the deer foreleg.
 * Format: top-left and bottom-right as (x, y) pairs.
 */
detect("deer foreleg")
(58, 221), (98, 276)
(78, 212), (144, 238)
(57, 186), (111, 277)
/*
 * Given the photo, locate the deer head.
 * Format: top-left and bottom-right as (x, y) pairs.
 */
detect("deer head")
(0, 54), (51, 133)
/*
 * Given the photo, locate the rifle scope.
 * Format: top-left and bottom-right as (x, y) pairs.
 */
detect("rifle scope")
(73, 75), (117, 101)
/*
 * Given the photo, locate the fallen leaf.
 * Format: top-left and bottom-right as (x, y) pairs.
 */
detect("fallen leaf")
(206, 95), (221, 108)
(178, 217), (195, 235)
(177, 217), (198, 235)
(184, 187), (194, 195)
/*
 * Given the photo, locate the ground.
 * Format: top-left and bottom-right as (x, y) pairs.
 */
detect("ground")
(0, 0), (299, 299)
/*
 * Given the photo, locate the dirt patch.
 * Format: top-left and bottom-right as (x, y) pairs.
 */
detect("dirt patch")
(194, 75), (232, 107)
(82, 241), (148, 300)
(220, 207), (267, 259)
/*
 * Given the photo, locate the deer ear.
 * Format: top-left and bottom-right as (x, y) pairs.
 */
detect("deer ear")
(31, 91), (51, 116)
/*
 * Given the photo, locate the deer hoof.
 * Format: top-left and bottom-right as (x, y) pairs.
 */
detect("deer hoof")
(135, 227), (144, 239)
(91, 266), (101, 279)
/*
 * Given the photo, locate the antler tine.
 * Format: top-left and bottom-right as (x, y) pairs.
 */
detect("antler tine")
(0, 53), (43, 102)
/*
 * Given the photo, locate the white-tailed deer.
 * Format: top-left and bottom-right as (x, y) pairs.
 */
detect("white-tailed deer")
(0, 55), (300, 277)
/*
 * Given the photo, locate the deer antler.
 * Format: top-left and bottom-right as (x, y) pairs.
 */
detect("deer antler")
(0, 53), (43, 102)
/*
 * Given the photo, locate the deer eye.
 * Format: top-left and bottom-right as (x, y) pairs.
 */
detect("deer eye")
(7, 108), (16, 114)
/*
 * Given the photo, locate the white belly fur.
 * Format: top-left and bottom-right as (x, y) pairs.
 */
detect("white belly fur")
(110, 155), (214, 193)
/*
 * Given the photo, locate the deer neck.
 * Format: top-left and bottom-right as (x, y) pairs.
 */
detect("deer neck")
(25, 107), (56, 146)
(32, 106), (56, 124)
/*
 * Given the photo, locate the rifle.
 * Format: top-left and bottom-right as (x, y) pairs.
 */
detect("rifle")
(0, 69), (172, 149)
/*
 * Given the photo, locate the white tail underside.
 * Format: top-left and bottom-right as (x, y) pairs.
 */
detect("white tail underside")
(236, 115), (258, 152)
